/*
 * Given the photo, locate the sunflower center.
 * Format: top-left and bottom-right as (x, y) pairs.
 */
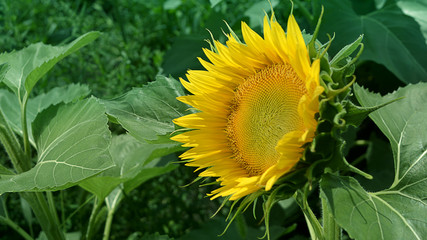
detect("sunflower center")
(226, 63), (306, 176)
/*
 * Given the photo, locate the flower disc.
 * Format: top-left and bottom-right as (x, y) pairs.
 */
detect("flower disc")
(172, 14), (324, 200)
(227, 63), (306, 177)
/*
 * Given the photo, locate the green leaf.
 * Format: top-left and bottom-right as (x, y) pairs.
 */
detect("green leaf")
(0, 32), (99, 100)
(354, 83), (427, 162)
(343, 96), (401, 127)
(357, 134), (394, 192)
(320, 0), (427, 83)
(163, 0), (181, 10)
(0, 64), (8, 82)
(0, 98), (113, 193)
(123, 156), (178, 194)
(330, 35), (363, 68)
(0, 165), (13, 175)
(139, 233), (173, 240)
(321, 174), (426, 240)
(397, 0), (427, 45)
(0, 89), (20, 134)
(79, 134), (180, 199)
(105, 187), (124, 214)
(102, 75), (188, 142)
(321, 83), (427, 239)
(209, 0), (222, 7)
(244, 0), (279, 28)
(0, 84), (90, 146)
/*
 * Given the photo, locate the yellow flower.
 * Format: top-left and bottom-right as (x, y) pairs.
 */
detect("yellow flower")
(171, 14), (324, 201)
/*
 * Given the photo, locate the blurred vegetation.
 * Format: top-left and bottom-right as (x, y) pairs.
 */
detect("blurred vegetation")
(1, 0), (425, 239)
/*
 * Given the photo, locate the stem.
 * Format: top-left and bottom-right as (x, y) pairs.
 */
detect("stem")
(21, 192), (65, 240)
(294, 190), (324, 240)
(46, 192), (61, 228)
(60, 195), (95, 229)
(102, 210), (114, 240)
(60, 190), (65, 231)
(322, 197), (340, 240)
(20, 95), (32, 162)
(85, 197), (104, 240)
(0, 215), (34, 240)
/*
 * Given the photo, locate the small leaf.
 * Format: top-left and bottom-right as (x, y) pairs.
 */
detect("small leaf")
(0, 98), (113, 193)
(344, 94), (402, 127)
(102, 75), (188, 142)
(330, 35), (363, 68)
(0, 32), (100, 100)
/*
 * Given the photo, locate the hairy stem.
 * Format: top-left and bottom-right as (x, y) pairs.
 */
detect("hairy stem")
(322, 197), (340, 240)
(295, 190), (324, 240)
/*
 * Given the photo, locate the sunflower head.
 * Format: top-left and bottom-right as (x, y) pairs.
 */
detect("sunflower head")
(171, 13), (325, 201)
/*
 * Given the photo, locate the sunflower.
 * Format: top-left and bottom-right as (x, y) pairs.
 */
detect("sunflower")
(171, 14), (324, 201)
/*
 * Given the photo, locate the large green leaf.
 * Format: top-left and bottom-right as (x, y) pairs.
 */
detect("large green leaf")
(321, 173), (426, 240)
(354, 83), (427, 172)
(79, 134), (180, 199)
(0, 84), (90, 146)
(102, 75), (188, 142)
(320, 0), (427, 83)
(397, 0), (427, 45)
(0, 32), (99, 100)
(319, 83), (427, 239)
(0, 98), (113, 193)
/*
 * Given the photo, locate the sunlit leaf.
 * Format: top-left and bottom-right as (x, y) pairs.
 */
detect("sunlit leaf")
(0, 32), (99, 100)
(320, 0), (427, 83)
(0, 98), (113, 193)
(320, 83), (427, 240)
(0, 84), (90, 146)
(321, 173), (426, 240)
(79, 134), (180, 199)
(397, 0), (427, 45)
(102, 75), (189, 142)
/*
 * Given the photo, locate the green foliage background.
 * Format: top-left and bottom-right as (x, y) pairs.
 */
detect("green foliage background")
(0, 0), (426, 239)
